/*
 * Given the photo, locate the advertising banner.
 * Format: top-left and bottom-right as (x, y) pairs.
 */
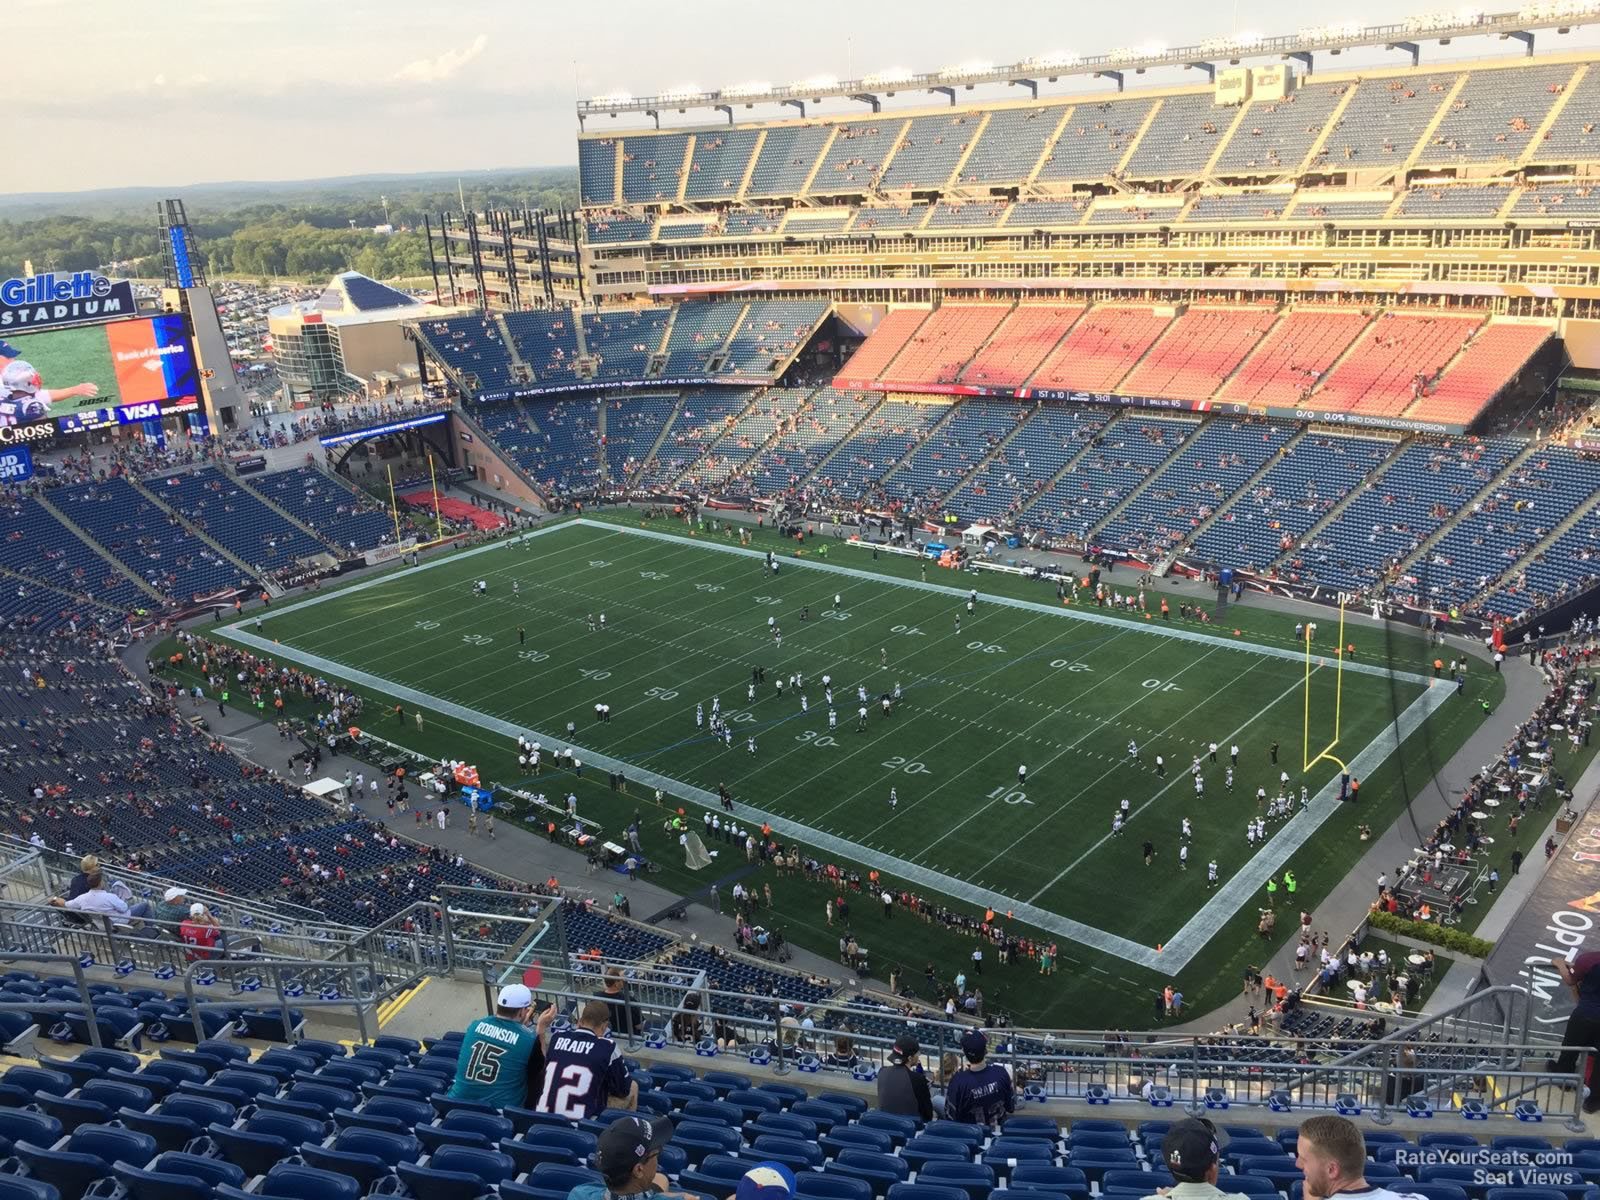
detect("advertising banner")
(1, 314), (198, 431)
(1483, 804), (1600, 1032)
(0, 445), (32, 482)
(0, 272), (137, 333)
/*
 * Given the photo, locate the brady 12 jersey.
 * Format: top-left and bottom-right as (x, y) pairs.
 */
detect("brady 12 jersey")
(535, 1025), (631, 1118)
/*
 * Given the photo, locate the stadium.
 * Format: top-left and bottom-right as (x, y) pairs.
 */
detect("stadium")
(7, 8), (1600, 1199)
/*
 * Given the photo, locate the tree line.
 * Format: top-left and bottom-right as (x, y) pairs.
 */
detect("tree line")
(0, 169), (578, 283)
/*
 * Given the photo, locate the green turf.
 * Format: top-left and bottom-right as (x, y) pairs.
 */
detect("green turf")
(197, 513), (1502, 1026)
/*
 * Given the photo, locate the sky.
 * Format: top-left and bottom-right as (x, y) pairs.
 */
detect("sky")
(15, 0), (1600, 194)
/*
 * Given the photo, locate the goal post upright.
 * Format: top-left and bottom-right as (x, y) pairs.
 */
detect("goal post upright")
(1302, 593), (1350, 775)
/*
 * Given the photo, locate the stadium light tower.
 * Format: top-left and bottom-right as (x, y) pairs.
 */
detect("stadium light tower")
(158, 199), (206, 290)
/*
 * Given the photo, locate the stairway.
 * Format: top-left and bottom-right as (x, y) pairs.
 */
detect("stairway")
(232, 473), (342, 554)
(1260, 434), (1409, 574)
(796, 394), (891, 488)
(938, 401), (1041, 515)
(1083, 416), (1209, 539)
(33, 492), (169, 605)
(0, 564), (126, 615)
(124, 478), (261, 585)
(1467, 485), (1600, 611)
(627, 393), (688, 490)
(1013, 425), (1113, 526)
(696, 385), (826, 490)
(1163, 425), (1314, 571)
(452, 403), (549, 503)
(1389, 440), (1543, 585)
(875, 399), (968, 493)
(666, 391), (766, 490)
(494, 314), (531, 383)
(1301, 312), (1382, 402)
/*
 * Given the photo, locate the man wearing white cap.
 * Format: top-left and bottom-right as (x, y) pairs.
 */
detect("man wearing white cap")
(153, 886), (193, 935)
(448, 983), (558, 1110)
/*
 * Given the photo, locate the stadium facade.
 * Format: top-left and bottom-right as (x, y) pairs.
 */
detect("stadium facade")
(407, 35), (1600, 632)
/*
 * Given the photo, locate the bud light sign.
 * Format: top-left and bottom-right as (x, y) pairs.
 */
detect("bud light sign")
(0, 445), (32, 482)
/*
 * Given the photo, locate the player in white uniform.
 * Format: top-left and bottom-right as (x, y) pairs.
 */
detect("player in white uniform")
(889, 788), (898, 810)
(1128, 740), (1139, 759)
(695, 703), (703, 728)
(856, 705), (869, 731)
(828, 707), (837, 729)
(1112, 812), (1124, 837)
(1181, 817), (1192, 840)
(800, 693), (809, 712)
(1179, 844), (1189, 869)
(1207, 860), (1218, 887)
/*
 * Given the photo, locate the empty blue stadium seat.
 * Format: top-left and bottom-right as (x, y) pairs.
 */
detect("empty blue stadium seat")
(753, 1134), (825, 1172)
(904, 1136), (974, 1170)
(34, 1095), (110, 1135)
(856, 1113), (918, 1147)
(39, 1050), (139, 1089)
(981, 1140), (1055, 1176)
(795, 1174), (874, 1200)
(916, 1161), (998, 1200)
(683, 1099), (745, 1128)
(1065, 1151), (1138, 1185)
(1106, 1172), (1174, 1193)
(301, 1128), (422, 1190)
(833, 1150), (911, 1198)
(14, 1125), (158, 1200)
(923, 1122), (985, 1147)
(887, 1185), (969, 1200)
(1010, 1165), (1088, 1196)
(0, 1179), (59, 1200)
(1218, 1178), (1282, 1198)
(671, 1120), (741, 1165)
(822, 1128), (895, 1158)
(113, 1108), (200, 1153)
(114, 1152), (245, 1200)
(251, 1163), (362, 1200)
(0, 1110), (61, 1157)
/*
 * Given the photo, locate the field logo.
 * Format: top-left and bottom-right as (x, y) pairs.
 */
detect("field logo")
(0, 445), (32, 481)
(0, 271), (136, 331)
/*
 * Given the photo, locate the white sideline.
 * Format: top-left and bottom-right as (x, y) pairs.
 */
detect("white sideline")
(220, 517), (1453, 971)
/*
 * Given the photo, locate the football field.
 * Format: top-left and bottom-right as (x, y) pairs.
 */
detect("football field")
(222, 515), (1473, 1009)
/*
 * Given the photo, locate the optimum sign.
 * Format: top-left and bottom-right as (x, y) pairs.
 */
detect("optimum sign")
(0, 272), (137, 331)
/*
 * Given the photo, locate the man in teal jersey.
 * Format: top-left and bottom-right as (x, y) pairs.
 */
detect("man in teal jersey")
(448, 983), (558, 1109)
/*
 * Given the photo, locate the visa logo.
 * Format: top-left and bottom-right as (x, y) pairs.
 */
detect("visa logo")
(121, 402), (161, 420)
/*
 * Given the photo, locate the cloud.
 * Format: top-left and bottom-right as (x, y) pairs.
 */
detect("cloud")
(394, 34), (489, 84)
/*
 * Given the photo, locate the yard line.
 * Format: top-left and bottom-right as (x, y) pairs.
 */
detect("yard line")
(1021, 658), (1300, 903)
(908, 645), (1224, 861)
(558, 519), (1433, 687)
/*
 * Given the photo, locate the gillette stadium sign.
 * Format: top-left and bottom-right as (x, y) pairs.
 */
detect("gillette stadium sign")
(0, 272), (137, 331)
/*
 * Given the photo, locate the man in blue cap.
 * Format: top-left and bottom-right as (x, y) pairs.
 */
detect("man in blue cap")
(943, 1029), (1015, 1125)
